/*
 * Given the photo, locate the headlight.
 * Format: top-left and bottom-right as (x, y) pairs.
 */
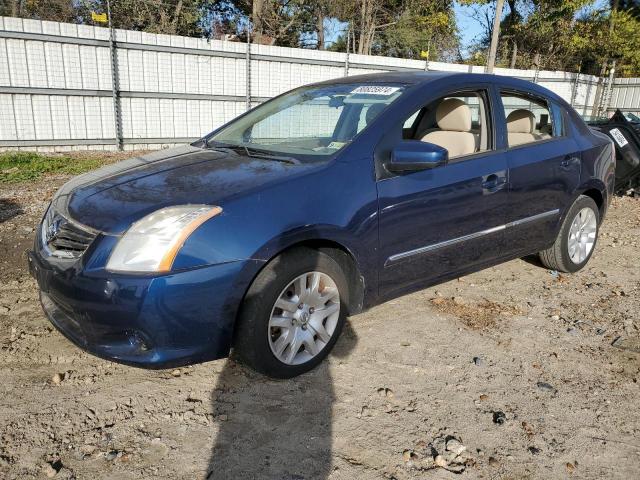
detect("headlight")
(106, 205), (222, 273)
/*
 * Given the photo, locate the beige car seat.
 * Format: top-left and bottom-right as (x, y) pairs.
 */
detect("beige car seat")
(506, 109), (538, 146)
(421, 98), (476, 158)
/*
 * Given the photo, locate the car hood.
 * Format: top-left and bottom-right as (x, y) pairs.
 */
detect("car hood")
(52, 145), (314, 234)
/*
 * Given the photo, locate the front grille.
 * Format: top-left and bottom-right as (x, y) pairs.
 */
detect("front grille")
(41, 208), (96, 259)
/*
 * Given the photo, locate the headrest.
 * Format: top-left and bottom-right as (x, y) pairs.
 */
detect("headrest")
(507, 109), (535, 133)
(435, 98), (472, 132)
(366, 103), (387, 124)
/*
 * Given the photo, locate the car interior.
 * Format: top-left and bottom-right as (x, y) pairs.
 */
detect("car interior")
(402, 91), (556, 159)
(402, 92), (489, 160)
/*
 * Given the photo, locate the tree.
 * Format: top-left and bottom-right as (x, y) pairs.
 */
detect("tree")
(207, 0), (309, 46)
(327, 0), (458, 59)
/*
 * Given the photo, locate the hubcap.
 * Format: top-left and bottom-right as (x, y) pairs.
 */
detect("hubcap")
(268, 271), (340, 365)
(567, 207), (597, 264)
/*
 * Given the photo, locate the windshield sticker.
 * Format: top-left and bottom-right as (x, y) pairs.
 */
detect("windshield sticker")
(350, 86), (400, 96)
(609, 128), (628, 148)
(327, 141), (346, 149)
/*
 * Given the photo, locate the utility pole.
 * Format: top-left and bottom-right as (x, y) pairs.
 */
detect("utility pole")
(486, 0), (505, 74)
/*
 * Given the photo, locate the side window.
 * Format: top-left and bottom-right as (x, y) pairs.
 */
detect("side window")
(500, 92), (558, 147)
(401, 90), (491, 161)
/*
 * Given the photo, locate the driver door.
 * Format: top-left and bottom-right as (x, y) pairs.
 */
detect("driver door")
(376, 87), (510, 300)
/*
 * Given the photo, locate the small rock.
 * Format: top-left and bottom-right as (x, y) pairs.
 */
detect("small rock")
(473, 356), (484, 366)
(446, 439), (466, 455)
(0, 305), (9, 315)
(536, 381), (557, 394)
(566, 462), (576, 474)
(402, 449), (418, 463)
(171, 369), (181, 377)
(434, 455), (447, 468)
(528, 446), (541, 455)
(550, 314), (560, 321)
(492, 411), (506, 425)
(566, 327), (578, 335)
(105, 450), (119, 461)
(479, 394), (489, 401)
(400, 341), (410, 347)
(488, 456), (499, 466)
(51, 373), (63, 385)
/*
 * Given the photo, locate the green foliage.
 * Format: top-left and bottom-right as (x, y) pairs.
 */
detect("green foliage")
(463, 0), (640, 76)
(378, 2), (458, 60)
(0, 152), (107, 183)
(578, 9), (640, 76)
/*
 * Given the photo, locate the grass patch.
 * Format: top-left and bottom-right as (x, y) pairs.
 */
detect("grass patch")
(0, 151), (110, 183)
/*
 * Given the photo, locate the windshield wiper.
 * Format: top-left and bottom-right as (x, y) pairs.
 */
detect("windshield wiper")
(204, 139), (299, 165)
(242, 146), (300, 165)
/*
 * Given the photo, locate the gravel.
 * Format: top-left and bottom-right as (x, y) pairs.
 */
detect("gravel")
(1, 173), (639, 479)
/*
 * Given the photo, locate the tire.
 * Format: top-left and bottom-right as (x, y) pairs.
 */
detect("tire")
(233, 247), (349, 378)
(539, 195), (600, 273)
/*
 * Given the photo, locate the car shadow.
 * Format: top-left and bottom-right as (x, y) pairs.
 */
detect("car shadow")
(206, 321), (358, 480)
(0, 198), (23, 223)
(520, 254), (547, 269)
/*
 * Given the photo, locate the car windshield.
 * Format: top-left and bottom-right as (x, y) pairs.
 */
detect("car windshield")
(206, 83), (407, 160)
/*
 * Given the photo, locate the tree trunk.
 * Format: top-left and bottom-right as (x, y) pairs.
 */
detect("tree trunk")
(316, 11), (325, 50)
(486, 0), (505, 73)
(252, 0), (264, 44)
(533, 52), (541, 68)
(510, 41), (517, 68)
(170, 0), (183, 34)
(358, 0), (367, 54)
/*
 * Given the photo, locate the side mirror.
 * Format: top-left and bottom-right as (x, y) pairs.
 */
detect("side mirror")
(385, 141), (448, 173)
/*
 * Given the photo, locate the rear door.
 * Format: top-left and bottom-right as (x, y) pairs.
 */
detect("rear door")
(497, 91), (581, 255)
(376, 86), (509, 300)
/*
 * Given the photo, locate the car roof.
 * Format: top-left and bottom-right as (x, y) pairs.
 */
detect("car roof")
(315, 71), (566, 105)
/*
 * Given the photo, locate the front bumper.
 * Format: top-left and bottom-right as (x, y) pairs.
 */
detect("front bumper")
(28, 249), (261, 369)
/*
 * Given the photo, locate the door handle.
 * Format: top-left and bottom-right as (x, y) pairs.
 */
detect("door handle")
(482, 174), (507, 191)
(560, 155), (579, 169)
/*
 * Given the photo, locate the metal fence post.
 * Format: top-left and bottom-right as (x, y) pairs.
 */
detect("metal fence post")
(344, 29), (350, 77)
(600, 60), (616, 116)
(107, 0), (123, 150)
(570, 70), (580, 109)
(245, 26), (251, 110)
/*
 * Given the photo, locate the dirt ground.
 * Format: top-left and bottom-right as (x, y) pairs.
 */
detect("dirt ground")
(1, 170), (639, 480)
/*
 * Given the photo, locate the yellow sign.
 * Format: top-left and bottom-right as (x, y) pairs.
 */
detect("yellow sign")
(91, 12), (108, 23)
(420, 50), (429, 59)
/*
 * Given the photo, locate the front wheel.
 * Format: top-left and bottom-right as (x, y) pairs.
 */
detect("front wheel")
(233, 247), (348, 378)
(539, 195), (600, 273)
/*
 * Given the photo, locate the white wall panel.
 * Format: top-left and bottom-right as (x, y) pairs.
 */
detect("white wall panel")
(50, 96), (71, 139)
(32, 95), (53, 139)
(0, 94), (17, 140)
(1, 16), (639, 150)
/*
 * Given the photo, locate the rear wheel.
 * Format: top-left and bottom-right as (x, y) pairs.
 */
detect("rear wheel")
(233, 247), (348, 378)
(539, 195), (599, 273)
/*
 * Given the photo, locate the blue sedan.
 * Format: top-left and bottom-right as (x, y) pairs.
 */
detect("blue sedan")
(29, 72), (616, 378)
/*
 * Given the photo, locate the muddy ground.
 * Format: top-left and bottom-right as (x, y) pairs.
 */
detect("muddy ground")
(0, 167), (639, 479)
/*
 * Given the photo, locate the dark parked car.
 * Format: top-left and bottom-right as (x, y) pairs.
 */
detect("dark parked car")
(29, 72), (616, 378)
